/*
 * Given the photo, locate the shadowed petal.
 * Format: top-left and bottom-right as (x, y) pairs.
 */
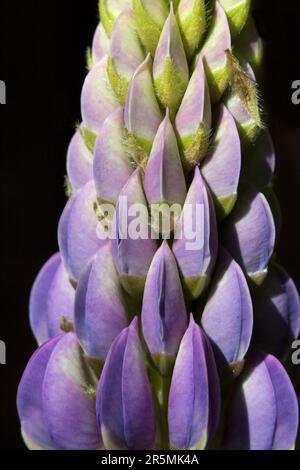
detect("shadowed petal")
(252, 264), (300, 359)
(75, 243), (129, 360)
(222, 352), (299, 450)
(202, 105), (241, 220)
(97, 318), (156, 450)
(177, 0), (207, 59)
(221, 183), (276, 282)
(241, 129), (275, 191)
(99, 0), (132, 36)
(133, 0), (168, 56)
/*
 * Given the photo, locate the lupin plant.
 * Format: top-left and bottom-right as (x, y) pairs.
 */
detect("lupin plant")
(17, 0), (300, 450)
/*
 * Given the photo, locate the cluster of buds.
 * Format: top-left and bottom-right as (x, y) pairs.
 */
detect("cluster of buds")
(18, 0), (300, 450)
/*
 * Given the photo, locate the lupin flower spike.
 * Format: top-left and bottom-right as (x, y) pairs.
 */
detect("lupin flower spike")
(18, 0), (300, 452)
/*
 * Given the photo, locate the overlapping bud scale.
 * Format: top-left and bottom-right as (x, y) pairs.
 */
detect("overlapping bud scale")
(18, 0), (300, 451)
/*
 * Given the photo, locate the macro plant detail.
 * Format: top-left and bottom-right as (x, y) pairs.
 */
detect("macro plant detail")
(17, 0), (300, 450)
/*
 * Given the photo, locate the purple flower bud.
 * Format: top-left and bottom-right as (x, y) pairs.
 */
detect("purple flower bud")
(92, 23), (110, 64)
(168, 315), (221, 450)
(173, 167), (218, 299)
(81, 55), (119, 135)
(17, 336), (62, 450)
(202, 105), (241, 220)
(75, 244), (129, 361)
(93, 107), (133, 205)
(221, 183), (276, 283)
(66, 129), (93, 193)
(144, 109), (187, 209)
(252, 264), (300, 360)
(30, 253), (75, 345)
(153, 3), (189, 116)
(17, 334), (102, 450)
(111, 168), (157, 298)
(222, 352), (299, 450)
(175, 56), (211, 167)
(241, 129), (276, 191)
(200, 1), (231, 102)
(124, 54), (162, 160)
(97, 318), (156, 450)
(201, 248), (253, 366)
(58, 180), (107, 282)
(142, 241), (188, 374)
(108, 9), (145, 104)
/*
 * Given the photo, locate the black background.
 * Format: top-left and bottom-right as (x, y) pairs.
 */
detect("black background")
(0, 0), (300, 450)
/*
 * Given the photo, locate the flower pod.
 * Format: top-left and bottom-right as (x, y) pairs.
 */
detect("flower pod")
(201, 104), (241, 220)
(142, 241), (188, 375)
(92, 23), (110, 64)
(168, 315), (221, 450)
(66, 128), (93, 193)
(133, 0), (168, 57)
(219, 0), (251, 39)
(173, 167), (218, 299)
(97, 317), (156, 450)
(30, 253), (75, 345)
(17, 334), (102, 450)
(176, 0), (207, 60)
(75, 243), (129, 361)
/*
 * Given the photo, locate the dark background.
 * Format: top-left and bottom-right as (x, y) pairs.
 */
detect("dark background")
(0, 0), (300, 450)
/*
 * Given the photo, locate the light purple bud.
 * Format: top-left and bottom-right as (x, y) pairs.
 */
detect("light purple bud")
(201, 248), (253, 365)
(111, 168), (157, 297)
(222, 352), (299, 450)
(97, 318), (156, 450)
(17, 334), (102, 450)
(30, 253), (75, 345)
(168, 315), (221, 450)
(81, 55), (119, 135)
(92, 23), (110, 64)
(173, 167), (218, 299)
(75, 243), (129, 361)
(144, 109), (187, 208)
(93, 107), (134, 204)
(17, 336), (62, 450)
(142, 241), (188, 374)
(66, 129), (93, 193)
(58, 180), (107, 282)
(124, 54), (162, 154)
